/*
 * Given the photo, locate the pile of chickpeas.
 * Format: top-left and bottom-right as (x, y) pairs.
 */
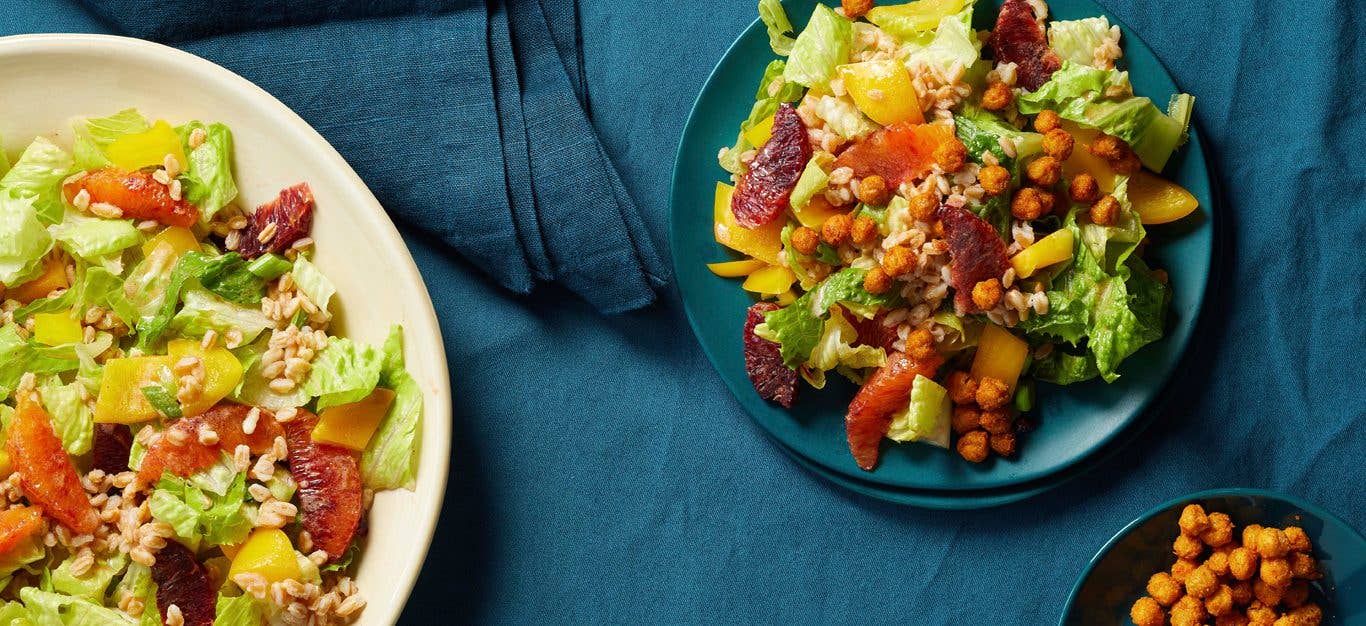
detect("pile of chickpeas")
(944, 371), (1023, 462)
(1129, 504), (1324, 626)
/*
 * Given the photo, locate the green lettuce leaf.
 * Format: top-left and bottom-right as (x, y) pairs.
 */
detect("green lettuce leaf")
(50, 552), (126, 602)
(14, 264), (128, 323)
(138, 250), (272, 349)
(1032, 348), (1100, 385)
(302, 335), (384, 411)
(0, 600), (28, 626)
(112, 563), (160, 626)
(1048, 16), (1116, 67)
(19, 587), (135, 626)
(783, 4), (852, 88)
(720, 60), (806, 174)
(0, 324), (81, 401)
(361, 325), (423, 491)
(758, 0), (796, 55)
(808, 95), (877, 140)
(1017, 61), (1193, 171)
(753, 293), (824, 368)
(898, 4), (982, 76)
(800, 306), (886, 389)
(48, 211), (141, 268)
(148, 470), (253, 552)
(789, 153), (832, 211)
(72, 109), (150, 171)
(38, 376), (94, 456)
(1078, 176), (1145, 273)
(0, 138), (74, 224)
(0, 135), (10, 178)
(230, 339), (308, 411)
(213, 594), (261, 626)
(886, 374), (951, 447)
(954, 103), (1043, 167)
(175, 122), (238, 222)
(812, 267), (898, 314)
(0, 192), (56, 287)
(289, 255), (334, 314)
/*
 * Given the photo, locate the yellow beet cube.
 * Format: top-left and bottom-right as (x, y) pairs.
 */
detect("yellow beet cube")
(167, 339), (243, 417)
(971, 324), (1029, 393)
(32, 312), (83, 346)
(1010, 228), (1074, 279)
(838, 60), (925, 127)
(105, 120), (188, 172)
(743, 114), (776, 149)
(141, 226), (200, 260)
(228, 528), (300, 585)
(94, 356), (178, 424)
(714, 182), (784, 266)
(312, 387), (397, 451)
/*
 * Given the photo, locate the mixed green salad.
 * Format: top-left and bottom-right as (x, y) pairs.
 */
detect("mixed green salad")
(0, 108), (421, 625)
(712, 0), (1197, 469)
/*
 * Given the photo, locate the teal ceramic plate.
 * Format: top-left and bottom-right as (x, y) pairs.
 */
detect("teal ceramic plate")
(670, 0), (1214, 494)
(1061, 489), (1366, 625)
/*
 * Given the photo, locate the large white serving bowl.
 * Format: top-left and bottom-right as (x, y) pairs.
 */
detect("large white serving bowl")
(0, 34), (451, 625)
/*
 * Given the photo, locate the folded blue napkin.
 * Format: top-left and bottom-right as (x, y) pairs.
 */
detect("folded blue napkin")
(78, 0), (668, 313)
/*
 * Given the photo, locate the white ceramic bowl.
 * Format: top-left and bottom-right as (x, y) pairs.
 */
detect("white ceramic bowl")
(0, 34), (451, 625)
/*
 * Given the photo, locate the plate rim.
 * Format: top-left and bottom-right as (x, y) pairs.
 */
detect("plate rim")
(1057, 487), (1366, 625)
(668, 0), (1214, 494)
(0, 33), (453, 626)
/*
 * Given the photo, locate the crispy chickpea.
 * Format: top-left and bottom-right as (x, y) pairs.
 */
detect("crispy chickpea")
(1281, 581), (1309, 609)
(1171, 558), (1199, 583)
(850, 215), (880, 246)
(981, 80), (1013, 112)
(791, 226), (820, 256)
(1243, 525), (1265, 551)
(863, 267), (892, 295)
(1288, 552), (1319, 580)
(988, 431), (1017, 457)
(951, 405), (981, 434)
(1111, 151), (1142, 175)
(934, 139), (968, 172)
(972, 278), (1003, 310)
(1201, 513), (1235, 547)
(979, 409), (1014, 435)
(1147, 572), (1183, 607)
(1247, 602), (1278, 626)
(975, 376), (1010, 410)
(1068, 172), (1101, 203)
(1230, 580), (1253, 605)
(1179, 504), (1211, 537)
(909, 191), (939, 221)
(1206, 550), (1230, 577)
(1217, 615), (1252, 626)
(1011, 187), (1049, 220)
(946, 371), (978, 405)
(1090, 194), (1121, 226)
(1283, 527), (1311, 553)
(1034, 109), (1062, 133)
(905, 328), (937, 360)
(822, 213), (853, 247)
(1171, 595), (1207, 626)
(1130, 596), (1166, 626)
(1285, 603), (1322, 626)
(1174, 534), (1205, 560)
(1206, 584), (1235, 617)
(841, 0), (874, 20)
(856, 175), (891, 206)
(956, 430), (989, 463)
(1260, 558), (1291, 588)
(978, 164), (1010, 196)
(1088, 133), (1130, 161)
(1025, 155), (1062, 187)
(1186, 565), (1219, 599)
(881, 245), (917, 276)
(1229, 547), (1260, 581)
(1041, 128), (1075, 160)
(1252, 579), (1284, 607)
(1257, 528), (1290, 559)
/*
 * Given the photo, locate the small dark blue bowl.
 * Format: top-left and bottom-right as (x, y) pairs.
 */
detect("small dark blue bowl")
(1061, 489), (1366, 625)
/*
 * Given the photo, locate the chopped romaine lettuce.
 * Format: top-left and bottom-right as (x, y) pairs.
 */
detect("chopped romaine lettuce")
(290, 255), (335, 314)
(302, 335), (385, 411)
(812, 267), (898, 314)
(148, 470), (253, 552)
(175, 121), (238, 222)
(0, 137), (74, 224)
(898, 4), (981, 77)
(1048, 16), (1117, 67)
(0, 134), (10, 178)
(112, 563), (160, 626)
(50, 552), (127, 602)
(720, 60), (806, 174)
(48, 210), (141, 268)
(168, 287), (274, 345)
(0, 324), (80, 401)
(38, 376), (94, 456)
(0, 192), (55, 287)
(808, 95), (877, 140)
(886, 374), (951, 447)
(756, 267), (899, 368)
(783, 4), (852, 88)
(19, 587), (136, 626)
(231, 340), (308, 410)
(789, 153), (832, 211)
(214, 593), (261, 626)
(758, 0), (796, 56)
(138, 250), (272, 348)
(361, 326), (423, 490)
(801, 306), (887, 389)
(246, 253), (291, 280)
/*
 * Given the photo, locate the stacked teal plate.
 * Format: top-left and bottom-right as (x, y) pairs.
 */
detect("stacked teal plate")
(670, 0), (1214, 508)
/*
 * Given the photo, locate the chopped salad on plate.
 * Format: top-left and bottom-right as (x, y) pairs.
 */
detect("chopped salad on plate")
(713, 0), (1198, 470)
(0, 109), (421, 624)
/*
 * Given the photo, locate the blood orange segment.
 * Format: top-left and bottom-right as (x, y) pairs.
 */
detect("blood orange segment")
(743, 302), (798, 408)
(92, 423), (134, 475)
(845, 351), (945, 470)
(62, 167), (199, 227)
(151, 540), (216, 626)
(833, 122), (955, 190)
(941, 204), (1012, 314)
(730, 103), (811, 228)
(990, 0), (1061, 90)
(137, 403), (283, 483)
(6, 395), (99, 534)
(283, 409), (362, 563)
(236, 183), (315, 259)
(0, 507), (45, 556)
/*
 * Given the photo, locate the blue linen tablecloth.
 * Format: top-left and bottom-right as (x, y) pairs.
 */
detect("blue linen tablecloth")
(4, 0), (1364, 623)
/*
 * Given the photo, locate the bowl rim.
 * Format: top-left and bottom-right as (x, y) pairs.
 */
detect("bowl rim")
(667, 0), (1214, 494)
(1057, 487), (1366, 625)
(0, 33), (452, 625)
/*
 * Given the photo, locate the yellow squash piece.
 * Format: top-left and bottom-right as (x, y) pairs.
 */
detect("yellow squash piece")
(312, 388), (396, 451)
(1061, 122), (1118, 193)
(713, 182), (784, 266)
(105, 120), (188, 172)
(867, 0), (967, 34)
(741, 265), (796, 296)
(167, 339), (243, 417)
(228, 528), (300, 585)
(94, 356), (178, 424)
(141, 226), (200, 260)
(706, 258), (768, 278)
(743, 114), (776, 149)
(971, 324), (1029, 393)
(792, 195), (846, 229)
(1010, 229), (1074, 279)
(837, 60), (925, 127)
(9, 254), (70, 304)
(1128, 170), (1199, 224)
(32, 312), (83, 346)
(774, 290), (797, 306)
